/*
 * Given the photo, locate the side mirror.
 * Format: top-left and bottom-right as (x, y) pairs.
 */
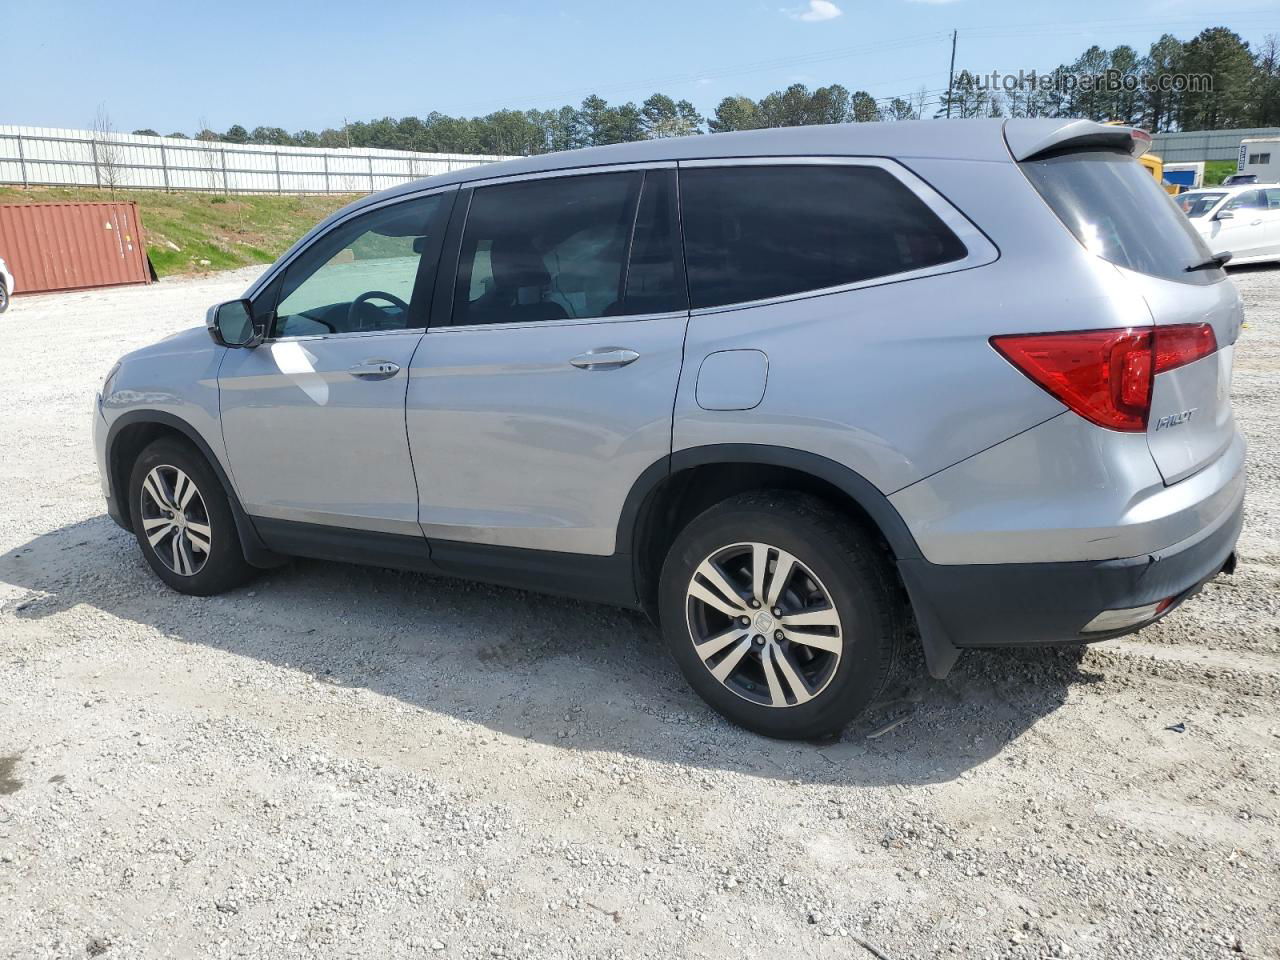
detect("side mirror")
(1214, 209), (1234, 221)
(206, 299), (265, 348)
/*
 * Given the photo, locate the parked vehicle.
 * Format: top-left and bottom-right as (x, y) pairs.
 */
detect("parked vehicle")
(1176, 184), (1280, 265)
(1162, 161), (1204, 192)
(0, 256), (13, 313)
(1236, 137), (1279, 184)
(94, 118), (1245, 739)
(1105, 125), (1179, 196)
(1223, 173), (1259, 186)
(1136, 151), (1180, 196)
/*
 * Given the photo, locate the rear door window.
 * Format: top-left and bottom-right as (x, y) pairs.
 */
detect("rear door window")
(678, 164), (968, 310)
(1019, 149), (1221, 284)
(451, 169), (685, 326)
(621, 169), (687, 315)
(1224, 189), (1265, 211)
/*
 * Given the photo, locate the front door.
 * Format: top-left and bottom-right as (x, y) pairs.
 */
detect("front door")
(220, 189), (454, 534)
(407, 168), (688, 555)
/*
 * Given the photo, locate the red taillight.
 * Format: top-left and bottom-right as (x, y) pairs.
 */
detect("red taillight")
(990, 324), (1217, 433)
(1153, 323), (1217, 374)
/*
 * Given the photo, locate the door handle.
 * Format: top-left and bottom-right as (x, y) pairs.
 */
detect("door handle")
(1250, 218), (1264, 226)
(569, 348), (640, 370)
(348, 360), (400, 380)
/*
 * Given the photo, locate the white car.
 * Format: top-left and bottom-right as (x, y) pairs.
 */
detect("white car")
(1175, 183), (1280, 265)
(0, 256), (13, 313)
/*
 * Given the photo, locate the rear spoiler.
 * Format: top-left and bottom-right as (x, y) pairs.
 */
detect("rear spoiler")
(1005, 119), (1151, 162)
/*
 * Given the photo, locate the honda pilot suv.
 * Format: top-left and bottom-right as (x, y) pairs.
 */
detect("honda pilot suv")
(94, 119), (1245, 739)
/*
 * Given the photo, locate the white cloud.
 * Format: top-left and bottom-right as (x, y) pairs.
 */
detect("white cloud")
(787, 0), (843, 22)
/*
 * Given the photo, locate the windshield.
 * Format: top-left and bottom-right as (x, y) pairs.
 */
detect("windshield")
(1020, 149), (1221, 285)
(1176, 192), (1226, 218)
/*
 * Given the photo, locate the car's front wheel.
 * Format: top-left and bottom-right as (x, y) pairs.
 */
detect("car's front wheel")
(128, 438), (255, 595)
(658, 492), (905, 739)
(0, 282), (9, 314)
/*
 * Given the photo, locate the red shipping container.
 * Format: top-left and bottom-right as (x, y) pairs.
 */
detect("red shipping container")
(0, 201), (151, 294)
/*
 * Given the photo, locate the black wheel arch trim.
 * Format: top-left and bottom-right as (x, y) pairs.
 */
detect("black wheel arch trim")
(104, 410), (285, 568)
(616, 444), (924, 561)
(615, 444), (965, 676)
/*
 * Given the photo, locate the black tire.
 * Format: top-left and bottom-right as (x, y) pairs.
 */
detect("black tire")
(658, 491), (905, 739)
(128, 437), (256, 595)
(0, 282), (9, 314)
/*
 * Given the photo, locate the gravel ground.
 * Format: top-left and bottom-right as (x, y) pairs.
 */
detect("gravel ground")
(1, 266), (1278, 960)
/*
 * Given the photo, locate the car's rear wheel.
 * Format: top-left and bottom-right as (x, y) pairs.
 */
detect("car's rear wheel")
(128, 438), (255, 595)
(0, 282), (9, 314)
(658, 492), (905, 739)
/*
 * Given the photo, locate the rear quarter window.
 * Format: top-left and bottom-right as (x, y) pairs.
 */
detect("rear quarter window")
(1019, 149), (1222, 285)
(679, 164), (968, 310)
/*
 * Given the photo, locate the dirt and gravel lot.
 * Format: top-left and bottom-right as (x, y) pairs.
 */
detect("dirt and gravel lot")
(1, 265), (1278, 960)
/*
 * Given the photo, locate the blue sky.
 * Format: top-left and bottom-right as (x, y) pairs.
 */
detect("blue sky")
(4, 0), (1277, 134)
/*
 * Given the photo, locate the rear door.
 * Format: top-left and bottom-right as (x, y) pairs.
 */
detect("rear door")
(1261, 187), (1280, 258)
(406, 166), (689, 555)
(1019, 149), (1243, 485)
(1214, 189), (1273, 260)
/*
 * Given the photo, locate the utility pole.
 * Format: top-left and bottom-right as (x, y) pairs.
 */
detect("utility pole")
(343, 117), (352, 149)
(946, 30), (957, 119)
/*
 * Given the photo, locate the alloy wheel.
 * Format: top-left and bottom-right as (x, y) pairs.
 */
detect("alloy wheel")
(138, 465), (212, 577)
(685, 541), (844, 708)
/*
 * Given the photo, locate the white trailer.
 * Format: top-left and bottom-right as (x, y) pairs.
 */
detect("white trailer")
(1162, 161), (1203, 191)
(1237, 137), (1280, 181)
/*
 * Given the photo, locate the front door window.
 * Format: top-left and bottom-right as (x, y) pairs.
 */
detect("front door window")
(272, 192), (451, 338)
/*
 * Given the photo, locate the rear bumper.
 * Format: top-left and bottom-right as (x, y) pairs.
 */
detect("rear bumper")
(898, 480), (1243, 671)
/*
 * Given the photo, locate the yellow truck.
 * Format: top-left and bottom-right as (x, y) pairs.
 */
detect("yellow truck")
(1107, 123), (1180, 194)
(1138, 152), (1180, 194)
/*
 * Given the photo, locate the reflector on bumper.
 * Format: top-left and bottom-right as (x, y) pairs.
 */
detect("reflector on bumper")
(1081, 600), (1166, 634)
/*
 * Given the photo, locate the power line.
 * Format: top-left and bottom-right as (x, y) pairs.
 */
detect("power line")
(451, 32), (954, 114)
(430, 9), (1274, 120)
(960, 11), (1277, 39)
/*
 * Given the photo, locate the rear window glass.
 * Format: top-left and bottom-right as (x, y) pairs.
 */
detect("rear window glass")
(679, 165), (968, 310)
(1020, 149), (1221, 284)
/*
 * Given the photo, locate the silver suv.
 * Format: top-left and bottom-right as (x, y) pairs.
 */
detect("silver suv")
(94, 119), (1245, 739)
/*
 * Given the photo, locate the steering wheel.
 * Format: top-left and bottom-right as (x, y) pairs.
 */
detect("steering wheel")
(347, 290), (410, 330)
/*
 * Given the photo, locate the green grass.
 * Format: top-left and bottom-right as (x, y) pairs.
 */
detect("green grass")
(1204, 160), (1237, 186)
(0, 186), (359, 278)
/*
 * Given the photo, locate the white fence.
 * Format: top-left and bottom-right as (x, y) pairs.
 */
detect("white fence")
(0, 125), (516, 195)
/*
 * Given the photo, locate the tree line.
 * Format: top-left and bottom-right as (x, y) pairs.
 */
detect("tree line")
(133, 27), (1278, 157)
(942, 28), (1278, 130)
